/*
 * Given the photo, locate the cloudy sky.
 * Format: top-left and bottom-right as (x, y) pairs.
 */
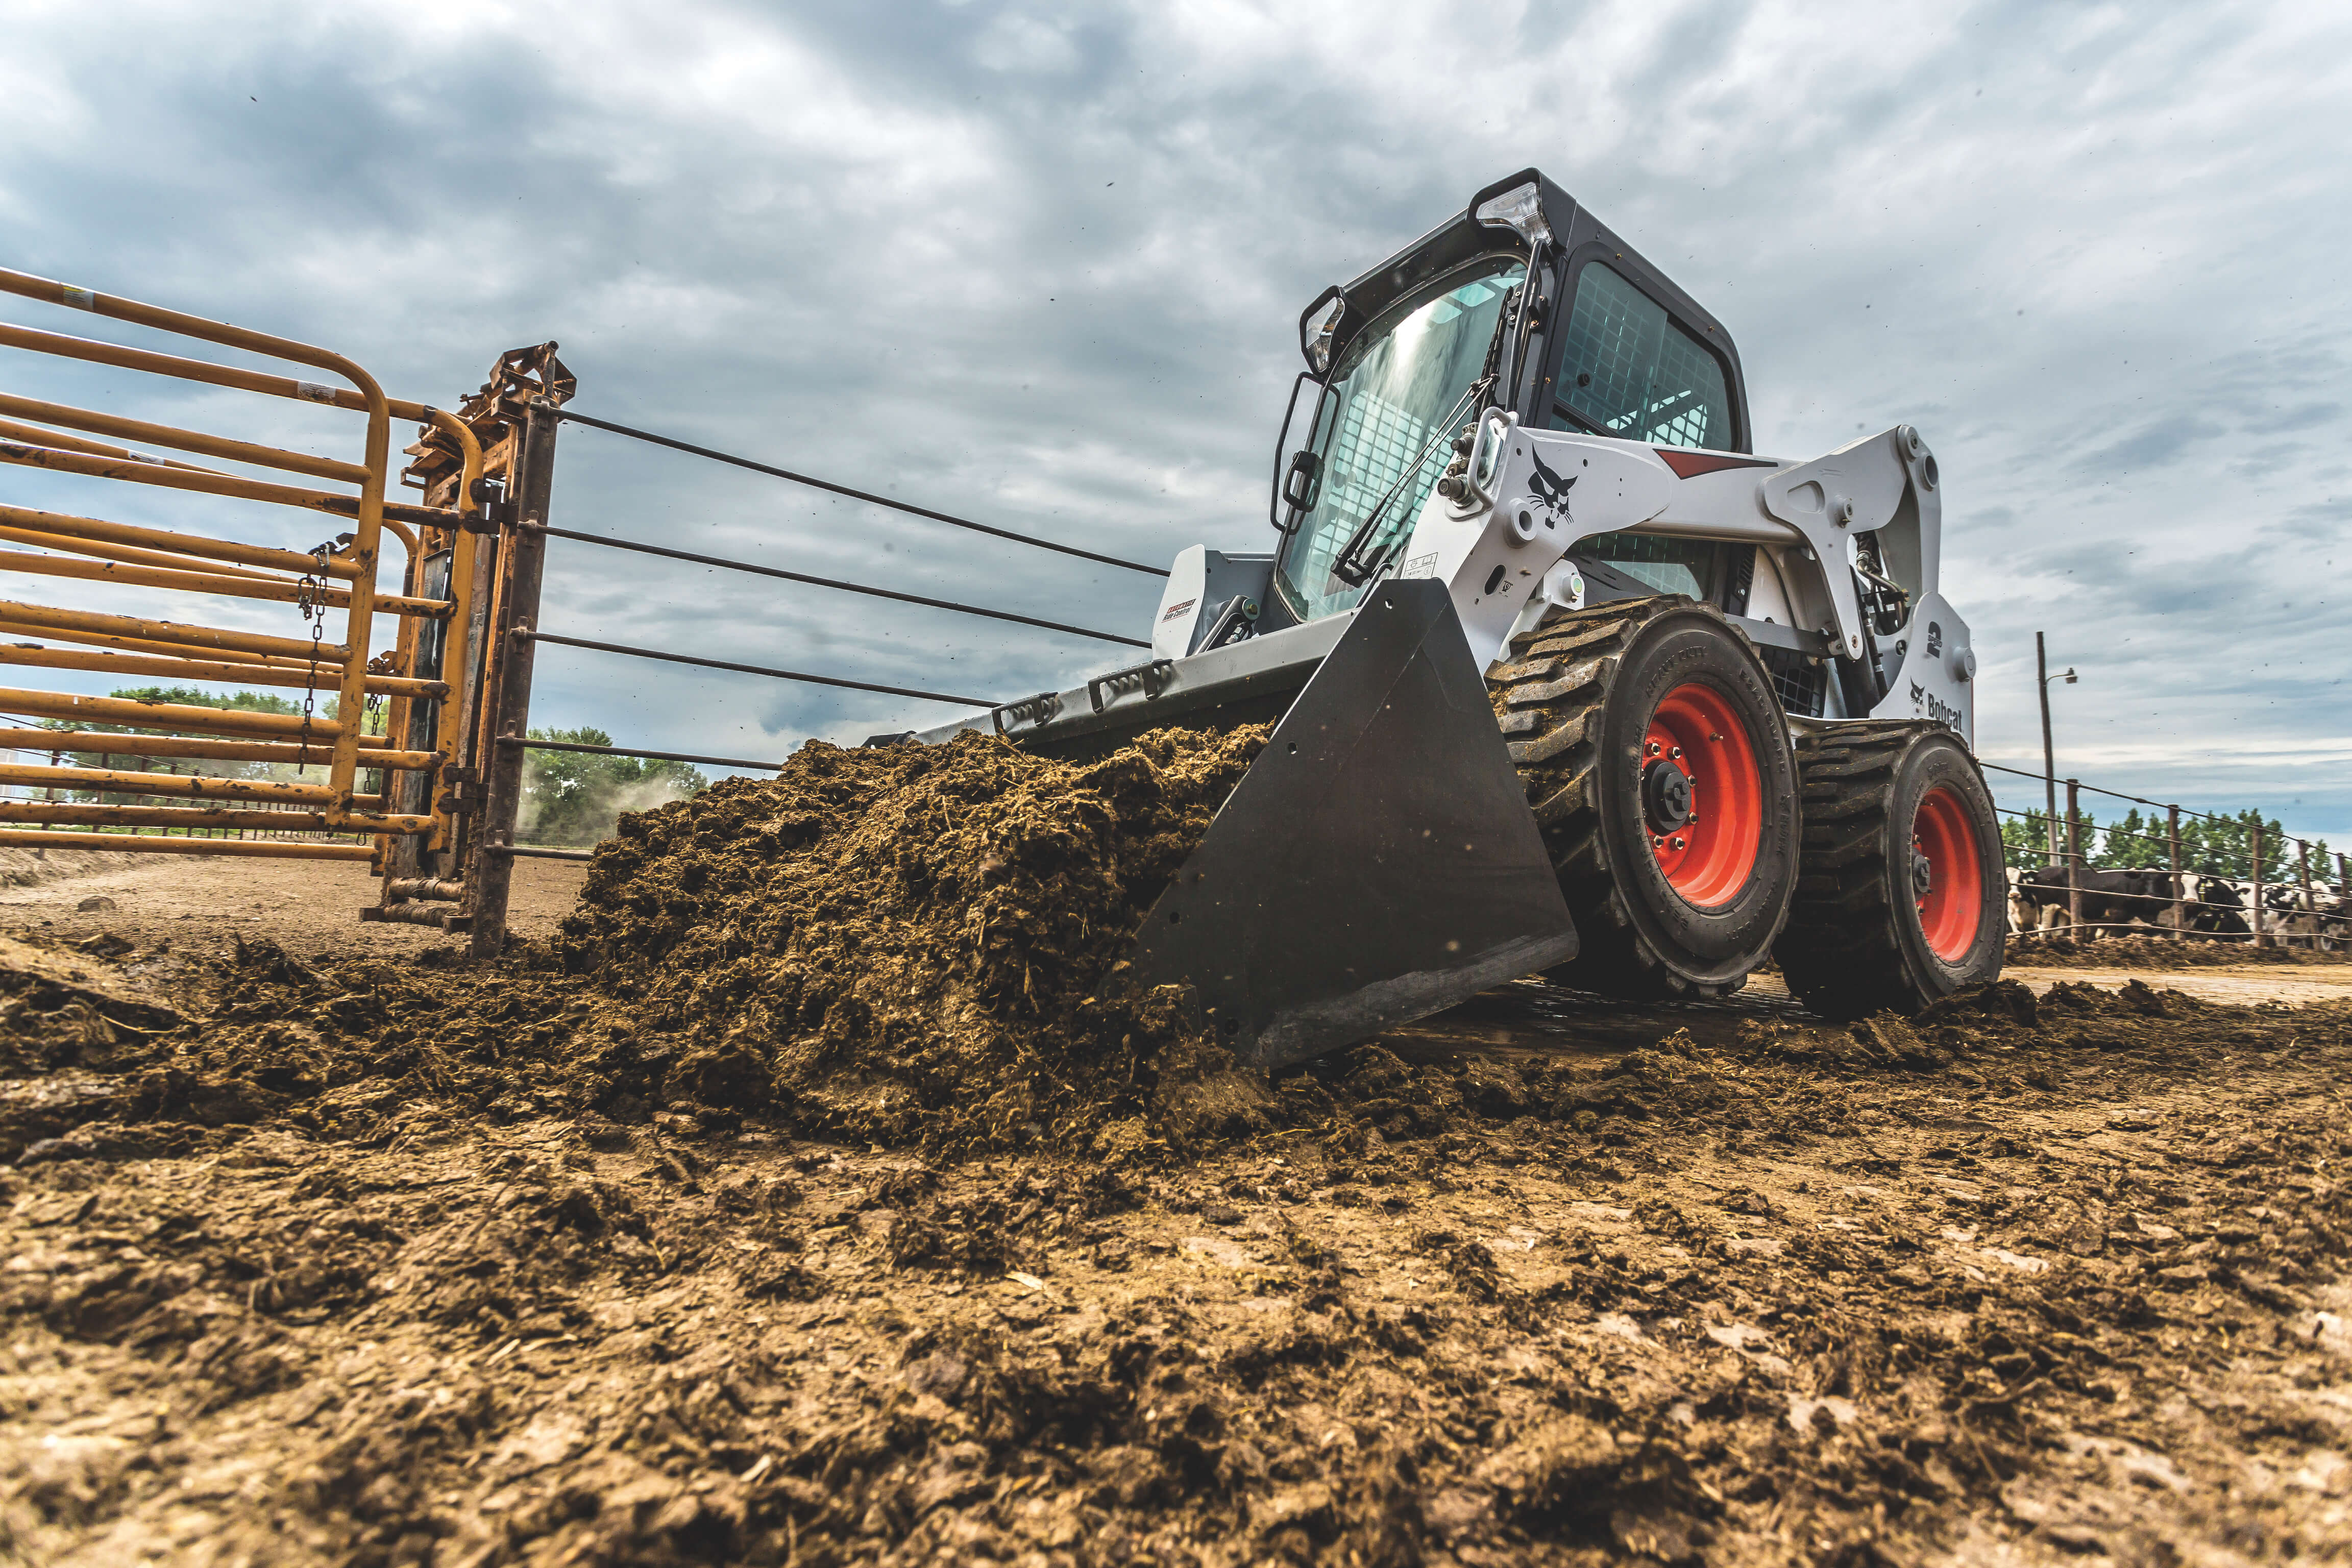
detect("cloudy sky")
(5, 0), (2349, 845)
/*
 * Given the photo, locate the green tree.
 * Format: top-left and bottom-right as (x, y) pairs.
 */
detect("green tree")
(2098, 806), (2170, 870)
(37, 686), (316, 799)
(520, 726), (707, 846)
(2173, 808), (2293, 880)
(2000, 807), (2055, 869)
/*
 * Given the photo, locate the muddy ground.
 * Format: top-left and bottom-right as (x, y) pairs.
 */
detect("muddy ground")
(3, 854), (2349, 1564)
(2006, 933), (2349, 972)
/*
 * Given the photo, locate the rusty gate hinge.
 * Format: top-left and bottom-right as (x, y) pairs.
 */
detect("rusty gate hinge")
(463, 477), (514, 534)
(437, 763), (481, 816)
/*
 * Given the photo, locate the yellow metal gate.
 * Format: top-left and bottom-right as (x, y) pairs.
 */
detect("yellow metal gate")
(0, 268), (490, 879)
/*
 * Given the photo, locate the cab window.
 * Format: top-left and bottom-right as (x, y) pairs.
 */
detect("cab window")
(1585, 532), (1719, 599)
(1552, 263), (1731, 451)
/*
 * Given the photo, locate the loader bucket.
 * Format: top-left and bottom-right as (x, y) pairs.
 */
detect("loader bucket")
(1105, 579), (1578, 1069)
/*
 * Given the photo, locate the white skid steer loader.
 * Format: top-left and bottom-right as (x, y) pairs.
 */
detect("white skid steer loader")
(919, 169), (2004, 1065)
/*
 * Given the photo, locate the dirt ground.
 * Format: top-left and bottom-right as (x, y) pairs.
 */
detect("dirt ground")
(0, 846), (592, 955)
(3, 852), (2349, 1566)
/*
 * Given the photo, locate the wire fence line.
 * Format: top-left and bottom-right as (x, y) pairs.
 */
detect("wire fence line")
(1978, 758), (2339, 876)
(556, 410), (1170, 579)
(507, 406), (1181, 778)
(534, 525), (1150, 648)
(1975, 757), (2346, 946)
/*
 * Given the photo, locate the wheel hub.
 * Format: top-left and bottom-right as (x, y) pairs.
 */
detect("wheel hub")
(1643, 758), (1694, 832)
(1641, 683), (1763, 909)
(1912, 785), (1984, 963)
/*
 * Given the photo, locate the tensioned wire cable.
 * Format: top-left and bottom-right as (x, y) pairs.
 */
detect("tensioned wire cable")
(557, 410), (1169, 579)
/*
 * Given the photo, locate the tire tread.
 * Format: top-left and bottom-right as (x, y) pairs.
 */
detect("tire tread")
(1775, 721), (1993, 1018)
(1489, 595), (1786, 1000)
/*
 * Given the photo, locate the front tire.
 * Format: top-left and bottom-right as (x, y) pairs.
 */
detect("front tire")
(1774, 722), (2005, 1019)
(1491, 596), (1801, 999)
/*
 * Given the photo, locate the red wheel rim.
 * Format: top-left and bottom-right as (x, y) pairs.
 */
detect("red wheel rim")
(1914, 785), (1983, 962)
(1643, 682), (1762, 909)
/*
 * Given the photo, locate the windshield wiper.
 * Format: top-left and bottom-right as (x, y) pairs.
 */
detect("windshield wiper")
(1326, 378), (1489, 587)
(1327, 285), (1520, 589)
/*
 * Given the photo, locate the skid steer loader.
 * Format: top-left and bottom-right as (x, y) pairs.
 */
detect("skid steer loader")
(918, 169), (2003, 1066)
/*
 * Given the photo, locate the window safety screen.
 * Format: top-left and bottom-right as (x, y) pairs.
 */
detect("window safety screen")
(1275, 264), (1523, 623)
(1555, 264), (1731, 451)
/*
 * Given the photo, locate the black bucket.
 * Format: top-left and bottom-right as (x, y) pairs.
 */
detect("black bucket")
(1101, 579), (1577, 1068)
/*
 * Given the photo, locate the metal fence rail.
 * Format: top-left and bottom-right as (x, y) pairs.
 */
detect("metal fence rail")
(534, 525), (1147, 647)
(555, 409), (1169, 578)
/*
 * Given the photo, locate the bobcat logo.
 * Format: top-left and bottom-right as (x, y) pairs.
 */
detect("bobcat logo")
(1528, 447), (1578, 513)
(1909, 680), (1963, 730)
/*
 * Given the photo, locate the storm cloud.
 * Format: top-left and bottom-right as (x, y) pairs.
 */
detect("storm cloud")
(4, 0), (2348, 838)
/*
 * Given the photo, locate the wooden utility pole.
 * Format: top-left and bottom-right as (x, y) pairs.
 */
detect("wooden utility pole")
(2037, 633), (2060, 865)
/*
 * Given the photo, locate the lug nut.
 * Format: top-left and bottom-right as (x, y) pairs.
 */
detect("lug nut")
(1646, 741), (1660, 756)
(1670, 836), (1685, 850)
(1670, 746), (1682, 759)
(1652, 835), (1664, 847)
(1709, 732), (1723, 742)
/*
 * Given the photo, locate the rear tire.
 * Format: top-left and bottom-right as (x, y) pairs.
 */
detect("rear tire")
(1774, 722), (2005, 1020)
(1490, 596), (1801, 999)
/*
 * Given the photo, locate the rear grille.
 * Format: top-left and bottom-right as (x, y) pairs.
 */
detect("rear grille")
(1757, 644), (1827, 718)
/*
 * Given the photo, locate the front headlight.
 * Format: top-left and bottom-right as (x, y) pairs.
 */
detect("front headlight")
(1473, 180), (1553, 248)
(1300, 288), (1342, 374)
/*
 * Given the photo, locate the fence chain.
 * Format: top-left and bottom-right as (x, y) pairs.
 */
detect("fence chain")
(294, 541), (330, 769)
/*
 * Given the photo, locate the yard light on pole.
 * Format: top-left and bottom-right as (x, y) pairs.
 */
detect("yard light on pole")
(2036, 632), (2076, 865)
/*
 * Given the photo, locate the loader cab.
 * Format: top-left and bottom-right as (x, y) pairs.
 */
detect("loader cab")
(1268, 170), (1753, 630)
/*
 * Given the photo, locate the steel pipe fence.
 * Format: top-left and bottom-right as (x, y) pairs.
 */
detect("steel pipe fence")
(0, 284), (1176, 948)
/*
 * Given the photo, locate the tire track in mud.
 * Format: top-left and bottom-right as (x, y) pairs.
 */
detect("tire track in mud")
(3, 728), (2350, 1564)
(2, 928), (2347, 1565)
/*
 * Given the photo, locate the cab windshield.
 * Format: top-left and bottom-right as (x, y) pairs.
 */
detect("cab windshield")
(1275, 261), (1524, 622)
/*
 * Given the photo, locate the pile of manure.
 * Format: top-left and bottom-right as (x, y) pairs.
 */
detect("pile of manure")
(554, 725), (1274, 1156)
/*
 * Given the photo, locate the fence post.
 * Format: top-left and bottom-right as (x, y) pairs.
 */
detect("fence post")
(468, 400), (558, 959)
(2340, 851), (2349, 904)
(2250, 819), (2266, 948)
(449, 524), (502, 879)
(2298, 839), (2315, 949)
(2065, 778), (2083, 930)
(2167, 804), (2184, 940)
(38, 747), (59, 857)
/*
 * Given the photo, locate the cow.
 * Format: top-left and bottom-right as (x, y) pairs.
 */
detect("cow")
(2183, 877), (2252, 939)
(2326, 896), (2352, 951)
(2264, 884), (2350, 949)
(2006, 867), (2043, 934)
(2013, 866), (2179, 933)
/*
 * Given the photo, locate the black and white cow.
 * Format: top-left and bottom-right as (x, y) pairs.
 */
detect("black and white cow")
(2014, 866), (2178, 932)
